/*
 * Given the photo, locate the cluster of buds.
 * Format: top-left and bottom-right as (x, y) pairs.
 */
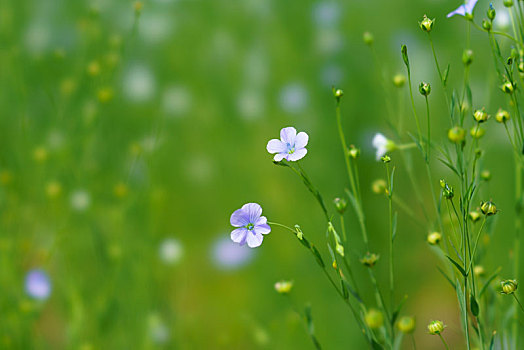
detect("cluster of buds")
(427, 320), (445, 335)
(501, 279), (518, 294)
(427, 231), (442, 245)
(360, 252), (379, 267)
(480, 200), (498, 216)
(440, 180), (454, 199)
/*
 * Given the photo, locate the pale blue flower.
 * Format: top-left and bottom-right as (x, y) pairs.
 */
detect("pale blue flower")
(447, 0), (478, 18)
(230, 203), (271, 248)
(267, 127), (309, 162)
(212, 237), (254, 269)
(25, 269), (51, 300)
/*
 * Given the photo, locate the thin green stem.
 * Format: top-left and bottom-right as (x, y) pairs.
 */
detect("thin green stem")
(438, 334), (450, 350)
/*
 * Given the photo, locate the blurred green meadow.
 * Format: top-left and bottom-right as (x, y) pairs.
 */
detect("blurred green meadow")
(0, 0), (521, 348)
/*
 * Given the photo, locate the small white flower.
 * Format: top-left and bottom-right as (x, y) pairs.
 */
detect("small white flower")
(70, 190), (91, 211)
(158, 238), (183, 265)
(372, 133), (395, 161)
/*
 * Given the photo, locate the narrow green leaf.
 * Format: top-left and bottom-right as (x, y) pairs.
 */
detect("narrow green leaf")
(437, 266), (456, 289)
(479, 267), (502, 297)
(310, 245), (325, 268)
(392, 212), (398, 242)
(447, 255), (467, 277)
(443, 63), (450, 87)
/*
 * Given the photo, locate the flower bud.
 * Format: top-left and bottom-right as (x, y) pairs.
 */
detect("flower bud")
(487, 5), (496, 20)
(501, 279), (518, 294)
(428, 320), (445, 335)
(474, 265), (486, 277)
(473, 108), (489, 123)
(495, 108), (510, 123)
(360, 252), (379, 267)
(462, 49), (474, 66)
(393, 74), (406, 87)
(504, 0), (514, 8)
(427, 231), (442, 245)
(365, 309), (384, 329)
(482, 19), (492, 31)
(363, 32), (374, 45)
(274, 280), (293, 294)
(419, 82), (431, 96)
(469, 210), (481, 222)
(448, 126), (466, 144)
(334, 197), (347, 214)
(519, 60), (524, 73)
(372, 179), (387, 195)
(333, 88), (344, 100)
(440, 180), (454, 200)
(419, 15), (434, 32)
(397, 316), (416, 334)
(470, 126), (485, 139)
(381, 155), (391, 163)
(481, 170), (491, 181)
(480, 200), (497, 216)
(501, 81), (515, 94)
(348, 145), (360, 159)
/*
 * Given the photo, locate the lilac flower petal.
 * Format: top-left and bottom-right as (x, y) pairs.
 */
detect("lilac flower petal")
(447, 6), (465, 17)
(246, 231), (263, 248)
(241, 202), (263, 223)
(25, 269), (51, 300)
(280, 127), (297, 144)
(465, 0), (478, 13)
(267, 139), (287, 154)
(294, 132), (309, 149)
(231, 228), (248, 245)
(230, 208), (249, 227)
(287, 148), (307, 161)
(255, 216), (271, 234)
(274, 153), (286, 162)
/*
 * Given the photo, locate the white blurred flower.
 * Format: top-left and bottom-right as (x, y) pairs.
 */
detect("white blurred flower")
(159, 238), (183, 265)
(25, 269), (51, 300)
(372, 133), (395, 161)
(162, 85), (192, 117)
(279, 83), (308, 114)
(25, 22), (51, 54)
(70, 190), (91, 211)
(237, 89), (265, 121)
(320, 64), (344, 87)
(312, 2), (341, 28)
(148, 313), (169, 344)
(186, 155), (213, 184)
(495, 10), (510, 30)
(212, 236), (254, 269)
(122, 64), (156, 103)
(315, 28), (343, 54)
(140, 11), (173, 44)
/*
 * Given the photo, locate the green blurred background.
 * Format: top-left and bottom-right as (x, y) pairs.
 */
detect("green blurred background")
(0, 0), (521, 348)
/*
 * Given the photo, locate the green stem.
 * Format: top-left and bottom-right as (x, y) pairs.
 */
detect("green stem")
(438, 334), (450, 350)
(466, 216), (487, 275)
(386, 162), (395, 310)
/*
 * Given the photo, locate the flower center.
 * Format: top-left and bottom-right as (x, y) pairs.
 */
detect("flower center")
(286, 143), (295, 154)
(246, 223), (254, 231)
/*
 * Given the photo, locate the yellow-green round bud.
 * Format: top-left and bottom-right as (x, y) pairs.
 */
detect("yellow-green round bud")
(365, 309), (384, 329)
(348, 145), (360, 159)
(480, 200), (497, 216)
(469, 210), (481, 222)
(481, 170), (491, 181)
(519, 61), (524, 73)
(381, 155), (391, 163)
(420, 15), (434, 32)
(495, 109), (510, 123)
(397, 316), (416, 334)
(274, 280), (293, 294)
(474, 265), (486, 277)
(448, 126), (466, 144)
(363, 32), (374, 45)
(470, 126), (485, 139)
(501, 81), (515, 94)
(482, 19), (492, 31)
(419, 82), (431, 96)
(372, 179), (387, 195)
(427, 320), (445, 335)
(504, 0), (514, 8)
(427, 231), (442, 245)
(463, 49), (474, 66)
(473, 109), (489, 123)
(334, 197), (347, 214)
(501, 279), (518, 294)
(393, 74), (406, 88)
(333, 88), (344, 99)
(360, 252), (380, 268)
